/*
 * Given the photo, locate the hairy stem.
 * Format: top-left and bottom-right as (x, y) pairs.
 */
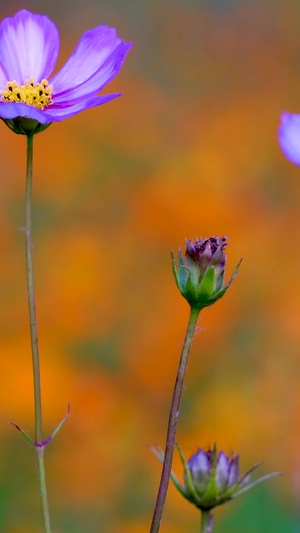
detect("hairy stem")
(26, 133), (52, 533)
(201, 511), (214, 533)
(150, 306), (200, 533)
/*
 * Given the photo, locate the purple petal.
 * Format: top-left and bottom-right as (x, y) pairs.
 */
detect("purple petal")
(216, 452), (229, 493)
(227, 455), (240, 488)
(0, 9), (59, 85)
(0, 59), (10, 88)
(50, 25), (132, 104)
(187, 449), (211, 493)
(0, 93), (121, 124)
(0, 101), (54, 123)
(41, 93), (122, 120)
(278, 112), (300, 166)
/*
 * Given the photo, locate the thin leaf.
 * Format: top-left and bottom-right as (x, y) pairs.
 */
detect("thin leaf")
(9, 422), (34, 445)
(232, 472), (283, 499)
(50, 403), (70, 441)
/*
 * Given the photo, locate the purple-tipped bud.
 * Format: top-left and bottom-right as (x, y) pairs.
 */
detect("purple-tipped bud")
(216, 451), (229, 492)
(184, 446), (238, 506)
(171, 236), (242, 310)
(227, 455), (240, 487)
(185, 449), (211, 495)
(166, 443), (282, 512)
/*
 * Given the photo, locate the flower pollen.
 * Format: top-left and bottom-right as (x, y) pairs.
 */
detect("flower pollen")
(0, 77), (53, 110)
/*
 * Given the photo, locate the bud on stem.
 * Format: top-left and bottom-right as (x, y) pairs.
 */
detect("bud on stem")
(154, 442), (282, 514)
(171, 236), (242, 310)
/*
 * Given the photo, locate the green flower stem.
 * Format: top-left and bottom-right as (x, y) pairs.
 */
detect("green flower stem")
(150, 306), (200, 533)
(201, 511), (214, 533)
(25, 133), (52, 533)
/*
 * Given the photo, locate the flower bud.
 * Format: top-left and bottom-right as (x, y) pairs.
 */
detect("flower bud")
(184, 446), (241, 509)
(158, 443), (282, 512)
(171, 236), (242, 310)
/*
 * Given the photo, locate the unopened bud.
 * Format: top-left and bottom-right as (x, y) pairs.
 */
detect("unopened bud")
(171, 236), (242, 310)
(165, 443), (282, 512)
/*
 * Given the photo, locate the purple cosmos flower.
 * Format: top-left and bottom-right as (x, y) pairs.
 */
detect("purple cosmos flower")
(171, 236), (242, 310)
(0, 9), (132, 133)
(278, 112), (300, 166)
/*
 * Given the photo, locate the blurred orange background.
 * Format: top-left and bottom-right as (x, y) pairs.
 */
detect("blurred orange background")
(0, 0), (299, 531)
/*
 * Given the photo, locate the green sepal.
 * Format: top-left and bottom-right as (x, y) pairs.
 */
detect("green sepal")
(210, 285), (228, 302)
(149, 444), (186, 497)
(170, 471), (186, 497)
(196, 266), (215, 299)
(178, 248), (186, 290)
(218, 462), (281, 504)
(221, 461), (264, 501)
(172, 246), (242, 312)
(207, 257), (243, 305)
(231, 472), (283, 500)
(200, 444), (219, 509)
(227, 258), (243, 287)
(175, 442), (200, 504)
(184, 271), (197, 302)
(2, 117), (52, 135)
(236, 461), (262, 487)
(171, 250), (180, 290)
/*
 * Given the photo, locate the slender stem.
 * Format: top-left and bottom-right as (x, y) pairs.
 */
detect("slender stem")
(26, 134), (42, 445)
(25, 134), (52, 533)
(201, 511), (214, 533)
(150, 306), (200, 533)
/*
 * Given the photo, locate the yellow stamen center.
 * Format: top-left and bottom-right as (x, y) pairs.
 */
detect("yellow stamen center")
(0, 77), (53, 110)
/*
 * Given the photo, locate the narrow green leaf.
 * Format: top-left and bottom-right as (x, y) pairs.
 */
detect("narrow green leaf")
(50, 403), (70, 440)
(9, 422), (34, 445)
(232, 472), (283, 499)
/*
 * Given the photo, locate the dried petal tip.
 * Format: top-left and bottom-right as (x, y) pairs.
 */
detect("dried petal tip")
(168, 443), (282, 512)
(171, 236), (241, 310)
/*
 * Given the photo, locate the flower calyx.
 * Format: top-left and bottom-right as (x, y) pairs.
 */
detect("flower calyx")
(2, 117), (52, 135)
